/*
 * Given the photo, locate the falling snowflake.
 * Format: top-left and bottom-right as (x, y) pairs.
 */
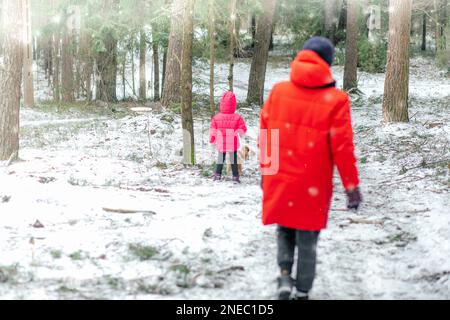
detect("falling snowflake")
(308, 187), (319, 197)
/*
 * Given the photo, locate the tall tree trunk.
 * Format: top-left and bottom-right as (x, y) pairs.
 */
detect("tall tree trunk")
(382, 0), (412, 123)
(343, 0), (358, 92)
(153, 43), (160, 102)
(422, 13), (427, 51)
(44, 38), (53, 87)
(96, 31), (118, 102)
(162, 47), (167, 94)
(440, 0), (448, 47)
(247, 0), (277, 106)
(53, 32), (61, 102)
(324, 0), (339, 44)
(0, 0), (24, 161)
(139, 30), (147, 100)
(161, 0), (184, 107)
(61, 31), (75, 102)
(131, 41), (136, 97)
(435, 0), (442, 52)
(251, 13), (256, 49)
(209, 0), (216, 116)
(122, 54), (126, 100)
(180, 0), (195, 165)
(228, 0), (237, 92)
(95, 0), (118, 102)
(22, 0), (34, 108)
(152, 24), (160, 102)
(80, 32), (93, 101)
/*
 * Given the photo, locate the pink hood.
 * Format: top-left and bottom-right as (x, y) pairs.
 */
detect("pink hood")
(220, 91), (237, 114)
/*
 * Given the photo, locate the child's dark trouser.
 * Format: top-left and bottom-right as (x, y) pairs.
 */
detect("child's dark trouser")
(215, 152), (239, 177)
(277, 226), (320, 293)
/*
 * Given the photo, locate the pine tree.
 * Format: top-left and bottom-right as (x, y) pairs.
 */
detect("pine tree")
(95, 0), (118, 102)
(228, 0), (237, 92)
(247, 0), (277, 106)
(22, 0), (35, 108)
(208, 0), (216, 116)
(343, 0), (359, 92)
(180, 0), (195, 165)
(0, 0), (24, 161)
(162, 0), (184, 107)
(139, 29), (147, 101)
(382, 0), (412, 123)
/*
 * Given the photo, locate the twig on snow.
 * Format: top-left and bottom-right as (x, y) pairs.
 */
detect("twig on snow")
(348, 218), (384, 226)
(102, 207), (156, 215)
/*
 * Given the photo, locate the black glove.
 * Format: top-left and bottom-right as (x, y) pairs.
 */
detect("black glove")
(346, 187), (362, 211)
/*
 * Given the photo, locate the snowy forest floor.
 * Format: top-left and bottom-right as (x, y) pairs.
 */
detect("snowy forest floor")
(0, 56), (449, 300)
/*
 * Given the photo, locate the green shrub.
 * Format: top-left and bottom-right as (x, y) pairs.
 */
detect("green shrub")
(358, 37), (387, 73)
(128, 244), (158, 261)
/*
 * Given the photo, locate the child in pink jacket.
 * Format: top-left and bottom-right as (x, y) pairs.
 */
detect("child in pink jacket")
(209, 91), (247, 183)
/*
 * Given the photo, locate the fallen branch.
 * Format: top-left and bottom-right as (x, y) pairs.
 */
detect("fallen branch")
(402, 159), (449, 173)
(389, 208), (430, 214)
(217, 266), (245, 274)
(348, 218), (384, 226)
(102, 207), (156, 215)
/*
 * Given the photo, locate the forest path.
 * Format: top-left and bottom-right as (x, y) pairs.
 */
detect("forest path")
(0, 57), (449, 299)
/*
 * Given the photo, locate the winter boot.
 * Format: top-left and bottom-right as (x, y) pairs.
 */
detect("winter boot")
(213, 173), (222, 181)
(292, 290), (309, 301)
(277, 275), (294, 300)
(232, 176), (241, 184)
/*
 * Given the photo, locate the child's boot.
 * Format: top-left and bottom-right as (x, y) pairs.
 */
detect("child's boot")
(213, 173), (222, 181)
(232, 176), (241, 184)
(277, 275), (294, 300)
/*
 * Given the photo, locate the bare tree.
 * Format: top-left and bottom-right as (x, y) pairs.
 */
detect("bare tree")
(61, 19), (75, 103)
(180, 0), (195, 165)
(139, 29), (147, 101)
(382, 0), (412, 123)
(208, 0), (216, 116)
(421, 13), (427, 51)
(228, 0), (237, 92)
(343, 0), (359, 92)
(22, 0), (34, 108)
(247, 0), (277, 106)
(161, 0), (184, 107)
(324, 0), (342, 44)
(95, 0), (118, 102)
(152, 27), (160, 102)
(0, 0), (24, 161)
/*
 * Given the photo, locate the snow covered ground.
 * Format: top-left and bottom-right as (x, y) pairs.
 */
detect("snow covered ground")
(0, 57), (449, 300)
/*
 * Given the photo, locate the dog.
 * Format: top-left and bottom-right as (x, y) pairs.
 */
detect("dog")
(226, 145), (255, 176)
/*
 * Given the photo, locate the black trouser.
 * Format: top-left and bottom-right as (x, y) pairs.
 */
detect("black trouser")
(215, 152), (239, 177)
(277, 226), (320, 293)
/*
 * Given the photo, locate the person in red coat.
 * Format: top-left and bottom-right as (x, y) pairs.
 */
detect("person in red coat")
(210, 91), (247, 183)
(259, 37), (362, 300)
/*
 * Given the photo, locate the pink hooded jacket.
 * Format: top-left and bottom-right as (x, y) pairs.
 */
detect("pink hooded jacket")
(209, 92), (247, 152)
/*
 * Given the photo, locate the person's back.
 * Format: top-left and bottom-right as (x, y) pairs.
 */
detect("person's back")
(259, 37), (362, 300)
(210, 91), (247, 182)
(261, 49), (359, 229)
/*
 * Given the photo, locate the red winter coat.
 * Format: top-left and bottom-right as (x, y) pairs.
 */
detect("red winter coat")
(210, 92), (247, 152)
(259, 50), (360, 231)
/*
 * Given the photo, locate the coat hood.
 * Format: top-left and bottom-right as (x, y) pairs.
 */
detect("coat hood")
(290, 50), (336, 89)
(220, 91), (237, 114)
